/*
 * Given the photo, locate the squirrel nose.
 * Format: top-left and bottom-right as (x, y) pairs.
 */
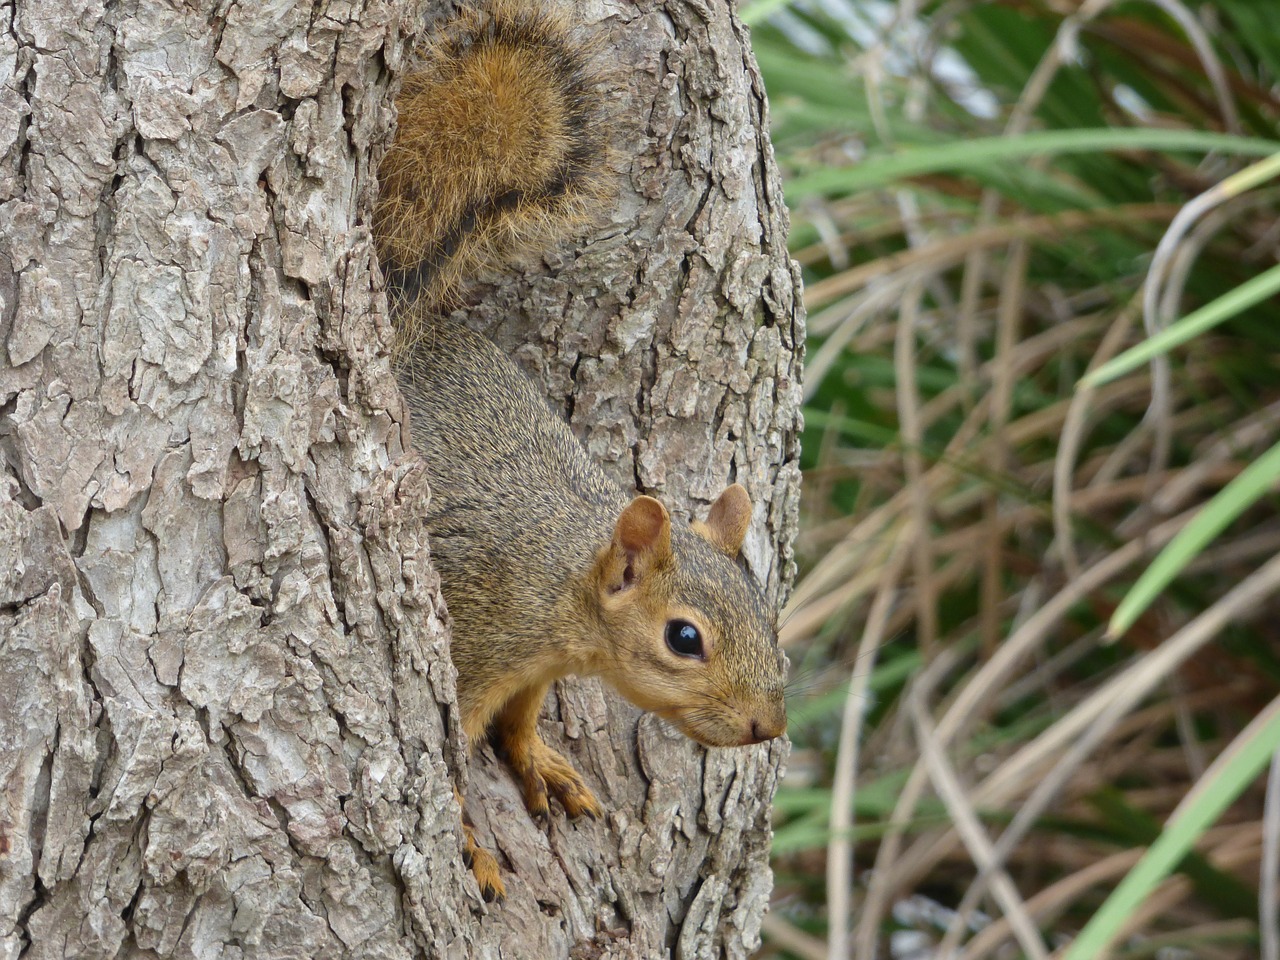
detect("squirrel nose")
(747, 715), (786, 745)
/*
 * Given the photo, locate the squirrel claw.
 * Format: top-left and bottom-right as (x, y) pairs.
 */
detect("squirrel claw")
(537, 759), (602, 820)
(505, 734), (604, 821)
(526, 797), (552, 822)
(465, 835), (505, 902)
(474, 855), (505, 903)
(557, 782), (603, 820)
(521, 772), (552, 820)
(459, 796), (506, 902)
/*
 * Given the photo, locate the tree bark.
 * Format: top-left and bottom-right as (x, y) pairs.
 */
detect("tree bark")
(0, 0), (802, 958)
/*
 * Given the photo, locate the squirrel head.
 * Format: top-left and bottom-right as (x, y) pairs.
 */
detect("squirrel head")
(587, 485), (787, 748)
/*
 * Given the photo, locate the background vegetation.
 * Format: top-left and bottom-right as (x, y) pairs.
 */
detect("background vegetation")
(745, 1), (1280, 957)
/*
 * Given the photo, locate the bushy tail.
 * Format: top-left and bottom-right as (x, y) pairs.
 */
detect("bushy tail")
(375, 1), (608, 313)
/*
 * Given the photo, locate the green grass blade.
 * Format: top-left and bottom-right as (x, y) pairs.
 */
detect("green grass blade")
(785, 128), (1280, 198)
(1080, 261), (1280, 390)
(1088, 790), (1258, 917)
(740, 0), (793, 25)
(1108, 438), (1280, 639)
(1063, 698), (1280, 960)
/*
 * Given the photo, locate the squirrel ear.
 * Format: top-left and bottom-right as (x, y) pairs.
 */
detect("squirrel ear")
(693, 483), (752, 558)
(609, 496), (671, 590)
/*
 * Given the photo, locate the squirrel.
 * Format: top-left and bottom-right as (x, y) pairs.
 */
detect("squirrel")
(376, 1), (788, 902)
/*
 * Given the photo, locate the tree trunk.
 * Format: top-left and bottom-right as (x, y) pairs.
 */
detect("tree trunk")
(0, 0), (802, 957)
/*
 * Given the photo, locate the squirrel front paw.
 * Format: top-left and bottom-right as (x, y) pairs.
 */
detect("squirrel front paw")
(455, 787), (505, 902)
(463, 828), (505, 902)
(502, 734), (603, 820)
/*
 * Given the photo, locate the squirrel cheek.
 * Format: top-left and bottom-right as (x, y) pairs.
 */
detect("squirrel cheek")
(611, 670), (689, 717)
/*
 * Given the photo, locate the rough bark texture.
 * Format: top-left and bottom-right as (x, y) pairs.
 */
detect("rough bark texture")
(0, 0), (802, 957)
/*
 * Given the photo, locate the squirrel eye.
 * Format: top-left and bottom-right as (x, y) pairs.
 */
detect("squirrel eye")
(665, 620), (704, 660)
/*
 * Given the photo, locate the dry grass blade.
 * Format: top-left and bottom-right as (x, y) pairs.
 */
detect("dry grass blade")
(826, 544), (907, 960)
(908, 678), (1050, 959)
(1263, 752), (1280, 960)
(760, 913), (826, 960)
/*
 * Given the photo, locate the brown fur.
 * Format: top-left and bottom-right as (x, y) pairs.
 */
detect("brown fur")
(375, 0), (607, 320)
(398, 320), (789, 748)
(397, 321), (787, 899)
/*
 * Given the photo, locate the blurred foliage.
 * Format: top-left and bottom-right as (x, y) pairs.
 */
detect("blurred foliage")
(748, 2), (1280, 958)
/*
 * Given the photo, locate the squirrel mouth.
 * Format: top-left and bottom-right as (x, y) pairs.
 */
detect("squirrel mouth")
(660, 709), (755, 749)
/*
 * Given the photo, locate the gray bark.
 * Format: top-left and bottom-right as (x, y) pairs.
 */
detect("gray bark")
(0, 0), (802, 957)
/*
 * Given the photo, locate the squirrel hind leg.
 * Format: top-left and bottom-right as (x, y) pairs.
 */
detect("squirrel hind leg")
(494, 683), (603, 821)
